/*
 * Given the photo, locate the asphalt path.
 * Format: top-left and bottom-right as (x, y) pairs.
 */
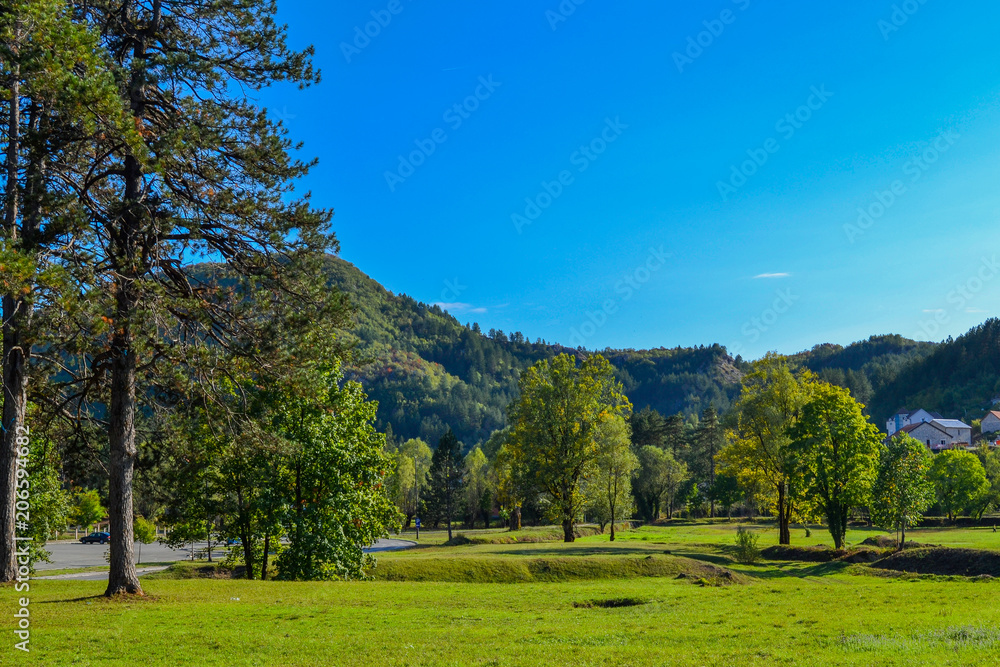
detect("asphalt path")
(36, 537), (417, 579)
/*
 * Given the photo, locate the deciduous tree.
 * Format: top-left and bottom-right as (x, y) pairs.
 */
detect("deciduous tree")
(507, 354), (631, 542)
(871, 434), (934, 549)
(586, 416), (637, 541)
(790, 382), (883, 549)
(719, 354), (812, 544)
(928, 449), (989, 521)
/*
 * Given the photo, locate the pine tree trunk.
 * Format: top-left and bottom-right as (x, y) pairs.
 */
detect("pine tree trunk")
(510, 506), (521, 531)
(105, 275), (142, 596)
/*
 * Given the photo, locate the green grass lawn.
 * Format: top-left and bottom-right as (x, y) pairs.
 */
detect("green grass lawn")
(5, 522), (1000, 666)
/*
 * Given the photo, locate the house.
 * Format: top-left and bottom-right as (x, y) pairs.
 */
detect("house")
(898, 419), (973, 452)
(886, 408), (944, 436)
(982, 411), (1000, 435)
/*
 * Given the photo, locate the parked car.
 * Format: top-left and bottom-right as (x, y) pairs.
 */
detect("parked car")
(80, 532), (110, 545)
(226, 538), (242, 547)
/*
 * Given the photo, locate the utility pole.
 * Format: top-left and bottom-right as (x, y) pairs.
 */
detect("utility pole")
(414, 462), (420, 540)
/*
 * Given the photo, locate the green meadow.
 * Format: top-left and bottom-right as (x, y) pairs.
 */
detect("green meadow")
(6, 522), (1000, 666)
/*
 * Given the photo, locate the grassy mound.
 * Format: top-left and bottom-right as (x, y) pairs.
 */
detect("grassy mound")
(443, 525), (618, 546)
(871, 548), (1000, 577)
(372, 554), (746, 584)
(761, 544), (884, 564)
(860, 536), (934, 550)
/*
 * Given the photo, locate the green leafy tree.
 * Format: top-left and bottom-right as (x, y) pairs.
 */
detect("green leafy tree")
(973, 447), (1000, 521)
(720, 354), (812, 544)
(633, 446), (688, 520)
(133, 517), (157, 565)
(463, 447), (491, 528)
(709, 472), (743, 518)
(20, 440), (71, 567)
(391, 438), (432, 527)
(507, 354), (631, 542)
(71, 489), (106, 533)
(276, 367), (401, 580)
(928, 449), (990, 521)
(790, 382), (883, 549)
(586, 416), (638, 540)
(425, 430), (465, 539)
(871, 434), (934, 549)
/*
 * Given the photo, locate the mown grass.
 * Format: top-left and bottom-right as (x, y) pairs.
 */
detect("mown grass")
(5, 521), (1000, 665)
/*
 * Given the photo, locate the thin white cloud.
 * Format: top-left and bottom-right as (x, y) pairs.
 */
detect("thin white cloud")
(923, 309), (945, 313)
(433, 302), (488, 315)
(753, 272), (791, 279)
(966, 308), (988, 313)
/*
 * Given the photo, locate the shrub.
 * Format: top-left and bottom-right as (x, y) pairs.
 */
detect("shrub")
(734, 526), (761, 564)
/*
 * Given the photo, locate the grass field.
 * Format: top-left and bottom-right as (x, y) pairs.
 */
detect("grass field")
(5, 521), (1000, 666)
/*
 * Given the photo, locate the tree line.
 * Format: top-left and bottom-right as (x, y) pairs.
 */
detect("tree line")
(386, 352), (1000, 548)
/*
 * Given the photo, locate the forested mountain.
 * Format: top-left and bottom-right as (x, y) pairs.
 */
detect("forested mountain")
(326, 255), (998, 442)
(788, 335), (938, 412)
(866, 320), (1000, 423)
(323, 256), (744, 446)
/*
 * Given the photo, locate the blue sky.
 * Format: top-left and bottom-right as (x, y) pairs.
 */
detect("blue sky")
(264, 0), (1000, 359)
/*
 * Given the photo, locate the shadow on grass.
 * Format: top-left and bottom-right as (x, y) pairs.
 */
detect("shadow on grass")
(741, 561), (853, 580)
(496, 546), (662, 558)
(670, 551), (735, 566)
(38, 595), (105, 604)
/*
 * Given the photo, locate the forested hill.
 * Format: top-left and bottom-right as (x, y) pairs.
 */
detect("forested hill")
(322, 256), (744, 446)
(325, 255), (997, 442)
(788, 335), (938, 412)
(865, 320), (1000, 423)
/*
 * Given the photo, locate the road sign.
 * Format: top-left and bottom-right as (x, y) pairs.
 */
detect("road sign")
(415, 518), (421, 527)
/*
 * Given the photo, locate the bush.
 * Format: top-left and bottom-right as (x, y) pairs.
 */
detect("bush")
(734, 526), (761, 565)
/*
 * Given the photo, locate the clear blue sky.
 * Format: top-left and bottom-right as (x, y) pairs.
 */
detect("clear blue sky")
(263, 0), (1000, 359)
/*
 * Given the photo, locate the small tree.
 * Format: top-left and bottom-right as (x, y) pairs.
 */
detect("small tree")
(929, 450), (989, 521)
(587, 416), (638, 541)
(871, 434), (934, 549)
(70, 490), (106, 533)
(734, 526), (761, 564)
(134, 517), (157, 565)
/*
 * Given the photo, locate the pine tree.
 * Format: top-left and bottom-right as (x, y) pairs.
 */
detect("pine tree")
(426, 430), (465, 540)
(66, 0), (336, 596)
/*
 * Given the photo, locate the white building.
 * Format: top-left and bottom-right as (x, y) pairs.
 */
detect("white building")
(899, 418), (973, 452)
(982, 411), (1000, 435)
(886, 408), (943, 436)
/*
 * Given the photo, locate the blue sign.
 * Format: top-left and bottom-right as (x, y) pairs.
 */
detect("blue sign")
(415, 518), (421, 527)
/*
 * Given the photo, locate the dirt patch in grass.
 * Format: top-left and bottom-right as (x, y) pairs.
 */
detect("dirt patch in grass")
(372, 554), (748, 584)
(871, 548), (1000, 577)
(573, 597), (647, 609)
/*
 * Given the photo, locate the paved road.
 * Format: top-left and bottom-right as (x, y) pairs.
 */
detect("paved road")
(36, 537), (416, 579)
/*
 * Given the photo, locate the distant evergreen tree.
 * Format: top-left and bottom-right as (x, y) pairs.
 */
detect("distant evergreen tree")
(425, 430), (465, 540)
